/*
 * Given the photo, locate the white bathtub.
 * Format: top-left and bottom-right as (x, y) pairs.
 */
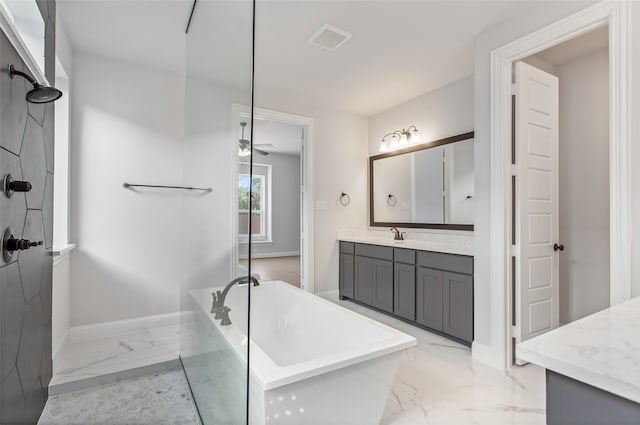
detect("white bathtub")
(190, 280), (416, 425)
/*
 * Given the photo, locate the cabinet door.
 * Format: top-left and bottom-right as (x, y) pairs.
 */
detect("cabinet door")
(372, 259), (393, 313)
(443, 272), (473, 343)
(355, 256), (374, 304)
(339, 253), (354, 298)
(394, 263), (416, 320)
(416, 267), (443, 331)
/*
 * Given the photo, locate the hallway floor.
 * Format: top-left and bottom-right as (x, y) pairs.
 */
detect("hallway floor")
(39, 294), (545, 425)
(240, 255), (301, 287)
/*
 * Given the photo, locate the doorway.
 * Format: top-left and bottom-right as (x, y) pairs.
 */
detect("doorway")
(512, 27), (611, 361)
(487, 1), (631, 369)
(231, 105), (314, 292)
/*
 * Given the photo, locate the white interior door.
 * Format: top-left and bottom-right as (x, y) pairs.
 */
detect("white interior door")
(514, 61), (560, 352)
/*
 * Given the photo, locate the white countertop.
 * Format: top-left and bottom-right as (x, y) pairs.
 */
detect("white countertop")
(338, 235), (473, 256)
(517, 296), (640, 404)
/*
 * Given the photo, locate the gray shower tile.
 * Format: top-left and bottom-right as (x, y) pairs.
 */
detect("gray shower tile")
(45, 22), (55, 83)
(16, 295), (45, 392)
(23, 377), (46, 424)
(1, 263), (25, 381)
(43, 104), (54, 173)
(0, 48), (28, 155)
(40, 323), (53, 395)
(0, 147), (28, 247)
(20, 117), (47, 210)
(43, 173), (54, 248)
(20, 210), (46, 302)
(1, 367), (25, 424)
(28, 101), (46, 127)
(49, 373), (117, 397)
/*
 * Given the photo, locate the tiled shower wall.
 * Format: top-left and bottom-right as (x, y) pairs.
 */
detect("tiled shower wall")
(1, 1), (56, 423)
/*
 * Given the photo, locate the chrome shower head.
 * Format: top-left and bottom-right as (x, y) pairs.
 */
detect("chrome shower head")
(8, 64), (63, 104)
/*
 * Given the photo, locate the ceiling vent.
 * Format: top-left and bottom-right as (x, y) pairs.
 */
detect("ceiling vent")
(308, 24), (352, 51)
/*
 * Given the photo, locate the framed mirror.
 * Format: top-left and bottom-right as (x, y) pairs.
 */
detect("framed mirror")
(370, 131), (474, 230)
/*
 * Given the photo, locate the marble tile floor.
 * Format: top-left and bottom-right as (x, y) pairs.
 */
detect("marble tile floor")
(42, 295), (546, 424)
(50, 323), (193, 395)
(319, 292), (547, 425)
(38, 370), (199, 425)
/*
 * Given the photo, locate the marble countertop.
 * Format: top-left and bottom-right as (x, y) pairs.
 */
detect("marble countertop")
(338, 235), (473, 256)
(517, 296), (640, 404)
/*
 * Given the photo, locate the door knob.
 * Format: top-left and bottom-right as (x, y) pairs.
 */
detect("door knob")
(553, 243), (565, 252)
(3, 174), (32, 198)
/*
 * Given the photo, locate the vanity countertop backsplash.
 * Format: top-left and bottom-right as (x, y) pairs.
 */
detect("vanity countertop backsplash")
(336, 229), (474, 256)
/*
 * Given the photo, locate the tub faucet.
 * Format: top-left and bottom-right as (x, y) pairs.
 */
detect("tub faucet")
(390, 227), (405, 241)
(211, 275), (260, 326)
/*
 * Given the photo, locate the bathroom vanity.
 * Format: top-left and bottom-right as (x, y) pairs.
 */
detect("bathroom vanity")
(339, 238), (473, 346)
(517, 297), (640, 425)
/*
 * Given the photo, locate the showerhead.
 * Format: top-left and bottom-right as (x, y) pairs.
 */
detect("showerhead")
(26, 83), (62, 104)
(8, 64), (63, 104)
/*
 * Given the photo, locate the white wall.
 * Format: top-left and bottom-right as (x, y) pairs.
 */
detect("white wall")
(255, 88), (369, 294)
(368, 77), (474, 156)
(240, 153), (301, 257)
(472, 0), (617, 366)
(69, 52), (184, 326)
(556, 47), (610, 324)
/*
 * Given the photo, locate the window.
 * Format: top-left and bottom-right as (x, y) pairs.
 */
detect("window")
(238, 171), (270, 242)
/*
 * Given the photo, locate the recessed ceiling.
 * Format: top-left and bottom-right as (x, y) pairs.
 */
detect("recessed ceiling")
(57, 1), (578, 117)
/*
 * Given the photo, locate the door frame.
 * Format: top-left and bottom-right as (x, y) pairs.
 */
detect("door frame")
(231, 104), (315, 293)
(488, 1), (631, 368)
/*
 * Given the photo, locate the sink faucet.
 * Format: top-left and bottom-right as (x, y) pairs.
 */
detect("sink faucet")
(211, 275), (260, 326)
(390, 227), (405, 241)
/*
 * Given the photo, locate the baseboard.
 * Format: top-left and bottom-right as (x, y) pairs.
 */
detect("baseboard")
(471, 342), (500, 368)
(239, 251), (300, 260)
(69, 311), (193, 343)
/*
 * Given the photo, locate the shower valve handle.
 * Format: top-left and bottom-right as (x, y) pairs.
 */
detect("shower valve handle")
(7, 238), (43, 252)
(10, 180), (32, 192)
(3, 174), (32, 198)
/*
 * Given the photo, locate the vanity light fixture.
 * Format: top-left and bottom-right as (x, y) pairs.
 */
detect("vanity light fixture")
(379, 126), (421, 152)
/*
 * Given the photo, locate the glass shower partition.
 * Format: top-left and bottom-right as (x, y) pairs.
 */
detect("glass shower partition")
(180, 0), (255, 423)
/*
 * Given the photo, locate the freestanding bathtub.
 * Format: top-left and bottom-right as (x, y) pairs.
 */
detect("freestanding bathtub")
(190, 280), (416, 425)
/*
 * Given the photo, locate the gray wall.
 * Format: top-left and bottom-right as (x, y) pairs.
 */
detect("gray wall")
(557, 48), (610, 324)
(1, 1), (56, 422)
(240, 152), (301, 257)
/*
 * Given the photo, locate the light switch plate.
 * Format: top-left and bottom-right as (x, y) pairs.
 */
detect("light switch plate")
(316, 200), (328, 211)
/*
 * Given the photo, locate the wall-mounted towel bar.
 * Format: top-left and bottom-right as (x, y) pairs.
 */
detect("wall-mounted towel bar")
(123, 183), (212, 192)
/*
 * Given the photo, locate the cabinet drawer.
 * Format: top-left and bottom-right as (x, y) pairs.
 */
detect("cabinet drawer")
(340, 241), (355, 254)
(355, 243), (393, 261)
(417, 251), (473, 275)
(394, 248), (416, 265)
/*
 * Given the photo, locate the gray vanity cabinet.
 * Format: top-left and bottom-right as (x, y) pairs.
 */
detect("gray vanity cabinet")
(354, 244), (394, 313)
(339, 242), (355, 299)
(339, 241), (474, 345)
(443, 272), (473, 342)
(416, 267), (444, 331)
(394, 248), (416, 321)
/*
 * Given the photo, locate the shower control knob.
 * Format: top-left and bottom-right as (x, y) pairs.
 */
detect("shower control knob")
(6, 237), (43, 252)
(3, 174), (32, 198)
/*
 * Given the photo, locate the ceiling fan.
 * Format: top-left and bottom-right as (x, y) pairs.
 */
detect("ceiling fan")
(239, 122), (273, 156)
